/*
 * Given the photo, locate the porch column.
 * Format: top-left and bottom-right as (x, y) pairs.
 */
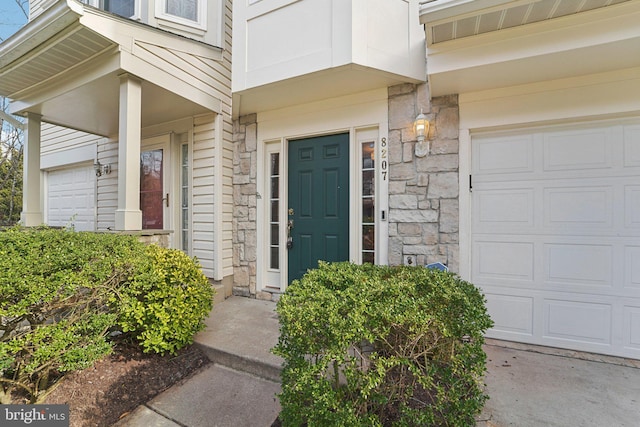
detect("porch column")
(21, 112), (43, 226)
(114, 73), (143, 230)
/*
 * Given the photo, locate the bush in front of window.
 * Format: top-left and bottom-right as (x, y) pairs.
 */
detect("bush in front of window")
(273, 261), (494, 426)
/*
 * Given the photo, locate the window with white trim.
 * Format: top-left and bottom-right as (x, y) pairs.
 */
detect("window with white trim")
(361, 141), (375, 264)
(180, 143), (190, 254)
(268, 152), (280, 270)
(156, 0), (206, 29)
(102, 0), (136, 18)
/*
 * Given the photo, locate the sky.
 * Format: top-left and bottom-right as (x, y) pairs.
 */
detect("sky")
(0, 0), (28, 42)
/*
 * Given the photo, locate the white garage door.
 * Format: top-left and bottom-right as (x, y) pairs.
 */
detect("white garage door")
(471, 121), (640, 359)
(47, 165), (96, 231)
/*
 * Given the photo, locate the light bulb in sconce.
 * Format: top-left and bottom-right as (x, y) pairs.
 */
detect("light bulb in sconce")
(414, 110), (430, 158)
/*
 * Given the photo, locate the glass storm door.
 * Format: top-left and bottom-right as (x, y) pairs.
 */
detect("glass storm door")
(140, 147), (168, 230)
(287, 133), (350, 282)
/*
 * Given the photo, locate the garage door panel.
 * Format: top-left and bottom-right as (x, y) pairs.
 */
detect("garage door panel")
(545, 243), (613, 286)
(543, 299), (612, 345)
(474, 240), (534, 282)
(474, 188), (534, 228)
(485, 293), (534, 336)
(626, 185), (640, 228)
(623, 306), (640, 351)
(543, 128), (612, 172)
(544, 186), (613, 228)
(474, 134), (534, 174)
(626, 246), (640, 289)
(623, 125), (640, 167)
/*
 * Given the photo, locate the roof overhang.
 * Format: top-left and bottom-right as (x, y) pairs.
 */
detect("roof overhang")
(419, 0), (640, 97)
(0, 0), (223, 137)
(233, 64), (423, 118)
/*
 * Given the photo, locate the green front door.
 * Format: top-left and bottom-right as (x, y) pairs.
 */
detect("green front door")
(288, 134), (350, 282)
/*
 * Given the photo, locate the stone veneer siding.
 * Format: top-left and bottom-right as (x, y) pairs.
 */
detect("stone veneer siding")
(232, 84), (460, 298)
(387, 83), (460, 272)
(232, 114), (260, 298)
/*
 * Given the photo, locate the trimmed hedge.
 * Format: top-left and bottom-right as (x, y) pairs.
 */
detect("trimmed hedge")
(273, 261), (494, 426)
(0, 227), (214, 403)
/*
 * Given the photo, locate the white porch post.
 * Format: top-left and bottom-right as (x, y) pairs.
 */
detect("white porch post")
(114, 73), (143, 230)
(21, 112), (43, 226)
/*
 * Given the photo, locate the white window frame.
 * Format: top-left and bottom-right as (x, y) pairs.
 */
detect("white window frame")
(155, 0), (207, 32)
(82, 0), (141, 20)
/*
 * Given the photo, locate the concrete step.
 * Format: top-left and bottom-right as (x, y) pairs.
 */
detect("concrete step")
(194, 296), (283, 382)
(115, 296), (283, 427)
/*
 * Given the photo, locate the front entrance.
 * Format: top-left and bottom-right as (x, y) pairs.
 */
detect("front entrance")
(287, 134), (350, 282)
(140, 137), (171, 230)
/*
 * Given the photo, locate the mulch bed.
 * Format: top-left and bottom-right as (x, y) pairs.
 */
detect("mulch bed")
(37, 339), (209, 427)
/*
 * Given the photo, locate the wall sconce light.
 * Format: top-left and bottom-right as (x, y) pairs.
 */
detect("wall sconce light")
(94, 160), (111, 177)
(414, 110), (430, 158)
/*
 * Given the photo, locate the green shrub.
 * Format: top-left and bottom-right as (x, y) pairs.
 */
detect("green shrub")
(273, 261), (494, 426)
(0, 227), (146, 403)
(0, 227), (214, 402)
(112, 244), (214, 355)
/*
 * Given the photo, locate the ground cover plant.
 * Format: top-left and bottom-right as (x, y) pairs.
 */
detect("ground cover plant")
(274, 261), (494, 426)
(0, 226), (214, 404)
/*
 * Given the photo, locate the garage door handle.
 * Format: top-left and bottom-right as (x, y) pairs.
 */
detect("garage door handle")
(163, 193), (169, 207)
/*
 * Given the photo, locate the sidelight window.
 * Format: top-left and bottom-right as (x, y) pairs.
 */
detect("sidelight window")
(361, 141), (375, 264)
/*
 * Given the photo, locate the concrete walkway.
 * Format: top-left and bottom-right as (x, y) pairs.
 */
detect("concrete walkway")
(115, 296), (640, 427)
(114, 297), (282, 427)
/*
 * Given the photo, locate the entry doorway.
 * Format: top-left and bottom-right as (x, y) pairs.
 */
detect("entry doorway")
(140, 136), (171, 231)
(287, 134), (350, 282)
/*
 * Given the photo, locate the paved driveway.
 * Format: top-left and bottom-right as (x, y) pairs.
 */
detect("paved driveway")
(479, 343), (640, 426)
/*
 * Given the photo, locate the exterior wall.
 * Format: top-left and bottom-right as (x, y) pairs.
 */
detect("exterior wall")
(40, 124), (101, 170)
(233, 0), (424, 93)
(232, 114), (258, 297)
(28, 0), (226, 47)
(387, 83), (460, 272)
(191, 114), (217, 279)
(96, 138), (118, 231)
(231, 87), (453, 293)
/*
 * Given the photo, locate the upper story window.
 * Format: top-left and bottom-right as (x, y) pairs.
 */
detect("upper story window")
(157, 0), (206, 30)
(103, 0), (136, 18)
(166, 0), (197, 21)
(79, 0), (137, 19)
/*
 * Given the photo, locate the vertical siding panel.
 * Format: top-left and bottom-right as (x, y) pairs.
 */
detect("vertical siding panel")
(192, 114), (216, 278)
(96, 138), (118, 231)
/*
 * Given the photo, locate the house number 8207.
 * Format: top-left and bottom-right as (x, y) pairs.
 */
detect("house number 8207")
(380, 137), (388, 181)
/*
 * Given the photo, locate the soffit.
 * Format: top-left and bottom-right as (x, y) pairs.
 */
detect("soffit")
(0, 1), (221, 137)
(0, 25), (115, 98)
(421, 0), (640, 97)
(421, 0), (632, 44)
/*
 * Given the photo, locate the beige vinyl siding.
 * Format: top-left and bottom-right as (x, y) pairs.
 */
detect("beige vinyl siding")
(41, 123), (101, 156)
(192, 114), (216, 278)
(28, 0), (51, 21)
(96, 138), (118, 231)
